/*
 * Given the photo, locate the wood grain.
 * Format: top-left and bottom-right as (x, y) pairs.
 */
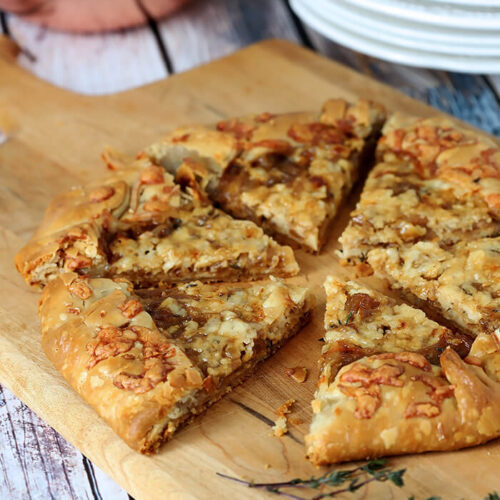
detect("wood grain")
(0, 36), (499, 499)
(0, 386), (128, 500)
(5, 14), (168, 95)
(158, 0), (300, 73)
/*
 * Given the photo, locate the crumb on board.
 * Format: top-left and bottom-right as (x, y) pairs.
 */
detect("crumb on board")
(285, 366), (308, 383)
(264, 463), (272, 470)
(272, 399), (295, 437)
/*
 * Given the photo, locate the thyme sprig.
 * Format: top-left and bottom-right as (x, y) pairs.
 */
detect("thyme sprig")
(485, 493), (500, 500)
(217, 458), (405, 499)
(337, 310), (353, 326)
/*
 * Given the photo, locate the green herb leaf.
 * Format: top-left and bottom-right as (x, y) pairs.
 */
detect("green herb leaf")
(217, 459), (406, 499)
(486, 493), (500, 500)
(344, 311), (353, 324)
(386, 469), (406, 487)
(360, 458), (387, 473)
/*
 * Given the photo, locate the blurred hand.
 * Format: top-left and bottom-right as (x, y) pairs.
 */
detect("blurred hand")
(0, 0), (192, 33)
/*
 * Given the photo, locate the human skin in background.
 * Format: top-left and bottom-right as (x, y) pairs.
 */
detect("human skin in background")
(0, 0), (192, 33)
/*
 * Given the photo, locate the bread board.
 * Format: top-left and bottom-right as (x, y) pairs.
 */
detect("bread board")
(0, 36), (499, 499)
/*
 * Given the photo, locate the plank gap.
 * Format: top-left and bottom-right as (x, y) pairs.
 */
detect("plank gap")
(483, 75), (500, 107)
(6, 14), (168, 94)
(82, 456), (104, 500)
(158, 0), (301, 74)
(134, 0), (174, 74)
(281, 0), (313, 49)
(0, 11), (10, 36)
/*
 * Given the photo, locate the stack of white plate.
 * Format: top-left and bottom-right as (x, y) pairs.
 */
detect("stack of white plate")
(290, 0), (500, 73)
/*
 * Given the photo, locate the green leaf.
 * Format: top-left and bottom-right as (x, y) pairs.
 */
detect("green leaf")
(348, 478), (360, 492)
(386, 469), (406, 487)
(361, 458), (388, 473)
(485, 493), (500, 500)
(344, 311), (353, 324)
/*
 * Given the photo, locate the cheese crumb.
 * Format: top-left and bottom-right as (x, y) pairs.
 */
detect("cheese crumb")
(272, 399), (295, 437)
(285, 366), (308, 383)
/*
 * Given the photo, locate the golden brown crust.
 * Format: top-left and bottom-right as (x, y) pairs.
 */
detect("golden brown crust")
(40, 273), (313, 453)
(307, 345), (500, 465)
(15, 157), (298, 288)
(146, 99), (386, 252)
(379, 114), (500, 214)
(306, 277), (500, 465)
(339, 114), (500, 337)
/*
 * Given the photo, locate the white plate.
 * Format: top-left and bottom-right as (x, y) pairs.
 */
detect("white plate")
(318, 0), (500, 55)
(291, 0), (500, 73)
(344, 0), (500, 29)
(430, 0), (500, 6)
(322, 0), (500, 47)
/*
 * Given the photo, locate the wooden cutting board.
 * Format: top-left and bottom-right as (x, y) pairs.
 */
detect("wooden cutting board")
(0, 36), (498, 500)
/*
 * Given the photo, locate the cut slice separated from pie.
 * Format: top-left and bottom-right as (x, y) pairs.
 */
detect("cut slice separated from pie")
(339, 114), (500, 337)
(146, 99), (386, 252)
(367, 236), (500, 338)
(15, 157), (299, 289)
(318, 278), (473, 378)
(39, 272), (313, 453)
(306, 277), (500, 465)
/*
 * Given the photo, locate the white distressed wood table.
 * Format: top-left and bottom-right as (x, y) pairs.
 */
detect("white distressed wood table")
(1, 1), (499, 498)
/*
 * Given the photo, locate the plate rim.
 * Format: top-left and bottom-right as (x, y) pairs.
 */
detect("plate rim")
(315, 0), (500, 55)
(291, 0), (500, 73)
(343, 0), (500, 29)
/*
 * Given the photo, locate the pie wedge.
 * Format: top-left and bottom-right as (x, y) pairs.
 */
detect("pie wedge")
(146, 99), (386, 252)
(339, 114), (500, 336)
(306, 277), (500, 465)
(15, 157), (298, 288)
(318, 277), (473, 378)
(39, 272), (313, 453)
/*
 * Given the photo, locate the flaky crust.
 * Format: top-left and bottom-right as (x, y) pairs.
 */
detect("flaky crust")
(39, 272), (201, 452)
(306, 342), (500, 465)
(379, 113), (500, 214)
(339, 114), (500, 337)
(15, 158), (298, 288)
(306, 277), (500, 465)
(146, 99), (386, 252)
(39, 273), (313, 453)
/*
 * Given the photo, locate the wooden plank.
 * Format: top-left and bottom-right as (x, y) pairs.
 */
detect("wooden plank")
(0, 355), (129, 500)
(306, 29), (500, 137)
(4, 15), (168, 95)
(158, 0), (301, 73)
(0, 384), (123, 500)
(487, 74), (500, 95)
(0, 37), (499, 500)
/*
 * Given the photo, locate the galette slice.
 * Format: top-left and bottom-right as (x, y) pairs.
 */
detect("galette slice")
(15, 157), (298, 288)
(306, 277), (500, 465)
(306, 337), (500, 465)
(339, 114), (500, 264)
(367, 236), (500, 338)
(319, 277), (472, 378)
(39, 273), (313, 453)
(146, 99), (386, 252)
(339, 114), (500, 337)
